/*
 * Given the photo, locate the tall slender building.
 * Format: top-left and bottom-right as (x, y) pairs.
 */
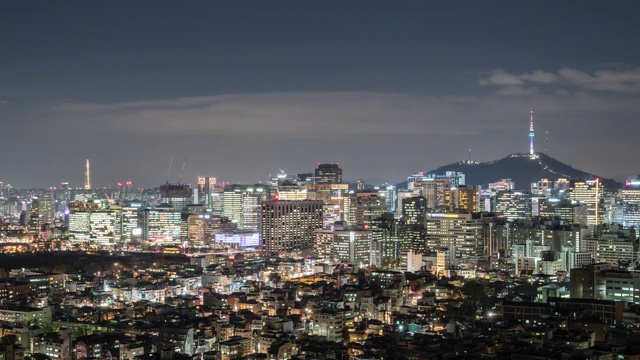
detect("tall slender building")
(84, 159), (91, 190)
(529, 109), (535, 157)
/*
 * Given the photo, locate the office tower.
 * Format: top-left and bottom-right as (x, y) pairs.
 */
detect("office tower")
(210, 190), (224, 215)
(425, 212), (491, 261)
(346, 192), (386, 227)
(313, 228), (335, 259)
(305, 183), (349, 226)
(84, 159), (91, 190)
(141, 204), (182, 245)
(187, 214), (234, 246)
(68, 205), (121, 247)
(448, 185), (481, 212)
(197, 176), (217, 207)
(276, 183), (308, 200)
(28, 196), (54, 237)
(537, 198), (556, 218)
(566, 179), (604, 227)
(68, 211), (91, 243)
(398, 196), (426, 253)
(159, 183), (193, 212)
(322, 204), (341, 229)
(407, 171), (465, 194)
(381, 184), (397, 213)
(402, 196), (426, 225)
(223, 184), (269, 230)
(620, 179), (640, 230)
(261, 200), (323, 252)
(531, 179), (554, 197)
(333, 228), (374, 266)
(314, 163), (342, 184)
(397, 221), (425, 254)
(487, 179), (515, 192)
(495, 190), (532, 221)
(553, 200), (588, 227)
(418, 173), (465, 210)
(89, 209), (120, 246)
(121, 200), (143, 244)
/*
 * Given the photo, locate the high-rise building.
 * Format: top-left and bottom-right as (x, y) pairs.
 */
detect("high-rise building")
(223, 184), (269, 231)
(121, 200), (143, 244)
(28, 196), (54, 238)
(531, 179), (554, 197)
(566, 179), (604, 227)
(197, 176), (217, 207)
(261, 200), (323, 252)
(313, 228), (335, 259)
(487, 179), (515, 192)
(346, 192), (386, 227)
(495, 190), (532, 221)
(322, 204), (341, 229)
(425, 212), (493, 261)
(407, 171), (465, 194)
(620, 178), (640, 230)
(333, 228), (375, 266)
(448, 185), (481, 212)
(159, 183), (193, 212)
(68, 206), (121, 247)
(314, 163), (342, 184)
(141, 204), (182, 245)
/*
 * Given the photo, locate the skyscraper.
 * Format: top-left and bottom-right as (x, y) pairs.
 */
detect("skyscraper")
(261, 199), (323, 252)
(495, 190), (532, 221)
(314, 163), (343, 184)
(159, 183), (193, 212)
(567, 179), (604, 227)
(620, 178), (640, 230)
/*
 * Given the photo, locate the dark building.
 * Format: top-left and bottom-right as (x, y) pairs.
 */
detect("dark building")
(315, 163), (343, 184)
(261, 200), (323, 252)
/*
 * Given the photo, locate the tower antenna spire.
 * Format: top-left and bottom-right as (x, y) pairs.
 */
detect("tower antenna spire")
(545, 130), (549, 154)
(529, 108), (535, 157)
(84, 159), (91, 190)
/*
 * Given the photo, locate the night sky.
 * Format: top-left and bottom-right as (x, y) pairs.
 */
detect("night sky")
(1, 1), (640, 188)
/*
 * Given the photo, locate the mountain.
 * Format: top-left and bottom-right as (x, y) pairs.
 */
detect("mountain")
(401, 153), (622, 190)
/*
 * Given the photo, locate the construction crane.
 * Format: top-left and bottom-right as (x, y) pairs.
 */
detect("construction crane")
(178, 157), (187, 184)
(165, 156), (174, 184)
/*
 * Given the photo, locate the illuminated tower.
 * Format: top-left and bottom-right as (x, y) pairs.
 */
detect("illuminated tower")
(529, 109), (535, 157)
(84, 159), (91, 190)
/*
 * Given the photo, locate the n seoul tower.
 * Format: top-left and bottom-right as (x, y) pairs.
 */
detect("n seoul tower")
(529, 109), (535, 158)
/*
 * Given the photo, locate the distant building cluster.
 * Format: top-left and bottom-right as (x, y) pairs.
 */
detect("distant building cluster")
(2, 149), (640, 359)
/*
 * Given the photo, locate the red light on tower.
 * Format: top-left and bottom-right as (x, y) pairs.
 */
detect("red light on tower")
(117, 182), (123, 187)
(274, 194), (279, 201)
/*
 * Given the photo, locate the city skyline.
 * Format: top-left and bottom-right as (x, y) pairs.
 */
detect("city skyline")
(2, 1), (640, 188)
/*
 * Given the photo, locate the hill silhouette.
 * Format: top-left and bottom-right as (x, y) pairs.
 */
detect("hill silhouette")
(402, 153), (621, 190)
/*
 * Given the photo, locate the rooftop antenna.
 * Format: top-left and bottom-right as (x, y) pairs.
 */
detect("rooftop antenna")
(468, 149), (471, 162)
(166, 156), (174, 184)
(545, 130), (549, 154)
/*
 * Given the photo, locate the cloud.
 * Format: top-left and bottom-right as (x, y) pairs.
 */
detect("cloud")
(496, 86), (539, 96)
(49, 92), (502, 138)
(479, 69), (524, 85)
(520, 70), (558, 84)
(481, 67), (640, 93)
(557, 68), (594, 84)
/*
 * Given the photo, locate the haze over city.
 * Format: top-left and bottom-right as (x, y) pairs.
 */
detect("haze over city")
(2, 1), (640, 188)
